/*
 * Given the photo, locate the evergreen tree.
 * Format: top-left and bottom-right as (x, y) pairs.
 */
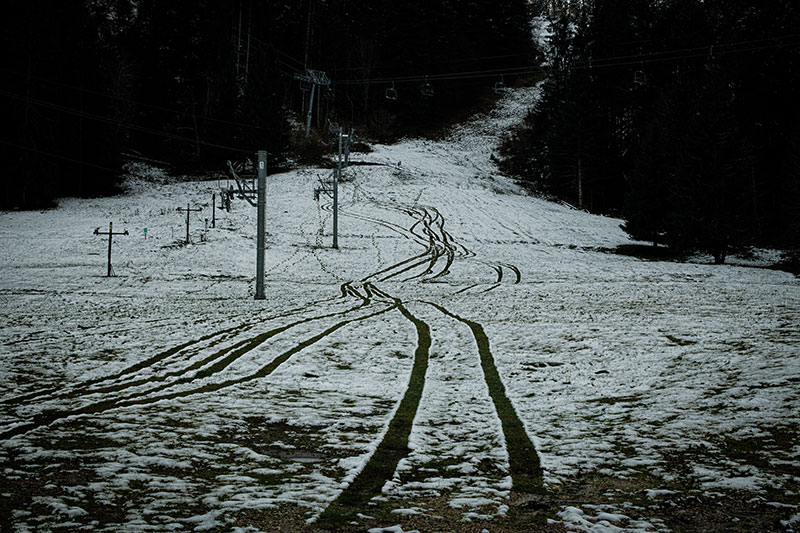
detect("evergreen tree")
(501, 0), (800, 258)
(1, 0), (123, 209)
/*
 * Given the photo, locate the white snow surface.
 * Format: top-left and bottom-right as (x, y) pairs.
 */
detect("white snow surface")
(1, 84), (799, 532)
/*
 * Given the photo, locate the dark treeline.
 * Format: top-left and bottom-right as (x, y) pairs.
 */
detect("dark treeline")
(1, 1), (124, 208)
(501, 0), (800, 262)
(2, 0), (534, 209)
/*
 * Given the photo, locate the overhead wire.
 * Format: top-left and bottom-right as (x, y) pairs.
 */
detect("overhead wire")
(0, 89), (254, 155)
(6, 29), (799, 171)
(248, 34), (305, 71)
(330, 50), (536, 73)
(0, 66), (272, 133)
(567, 35), (800, 73)
(0, 139), (124, 174)
(327, 33), (800, 86)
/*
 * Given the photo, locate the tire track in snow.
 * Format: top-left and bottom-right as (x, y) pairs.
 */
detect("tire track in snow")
(426, 301), (543, 494)
(335, 192), (461, 283)
(0, 324), (245, 408)
(66, 301), (370, 402)
(317, 289), (430, 527)
(348, 193), (519, 286)
(1, 295), (345, 408)
(0, 303), (391, 440)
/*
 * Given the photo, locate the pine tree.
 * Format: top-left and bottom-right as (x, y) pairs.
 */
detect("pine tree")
(1, 0), (123, 208)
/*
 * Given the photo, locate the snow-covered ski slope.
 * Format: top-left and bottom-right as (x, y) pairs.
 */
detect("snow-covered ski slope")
(1, 85), (798, 532)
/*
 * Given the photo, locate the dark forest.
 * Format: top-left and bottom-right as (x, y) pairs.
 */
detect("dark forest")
(500, 0), (800, 262)
(1, 0), (533, 207)
(2, 0), (799, 263)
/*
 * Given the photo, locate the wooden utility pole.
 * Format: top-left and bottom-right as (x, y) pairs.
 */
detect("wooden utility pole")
(93, 222), (128, 277)
(176, 203), (202, 244)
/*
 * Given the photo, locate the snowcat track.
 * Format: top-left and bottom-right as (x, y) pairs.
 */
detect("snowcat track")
(317, 300), (430, 528)
(426, 301), (544, 493)
(0, 304), (391, 440)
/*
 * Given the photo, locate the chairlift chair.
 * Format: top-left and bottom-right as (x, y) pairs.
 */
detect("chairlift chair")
(633, 70), (647, 86)
(385, 82), (398, 101)
(420, 76), (434, 97)
(494, 75), (507, 95)
(705, 46), (720, 73)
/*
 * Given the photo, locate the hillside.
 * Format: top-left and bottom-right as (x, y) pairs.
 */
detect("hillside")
(1, 85), (799, 532)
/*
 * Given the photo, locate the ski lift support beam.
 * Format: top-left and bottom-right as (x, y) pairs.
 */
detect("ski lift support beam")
(294, 69), (330, 137)
(226, 159), (258, 207)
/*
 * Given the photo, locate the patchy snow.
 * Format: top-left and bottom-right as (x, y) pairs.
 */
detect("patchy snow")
(1, 81), (798, 532)
(558, 506), (668, 533)
(367, 525), (420, 533)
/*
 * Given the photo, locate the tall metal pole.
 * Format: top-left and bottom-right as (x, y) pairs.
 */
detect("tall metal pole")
(255, 150), (267, 300)
(107, 221), (113, 277)
(333, 130), (341, 249)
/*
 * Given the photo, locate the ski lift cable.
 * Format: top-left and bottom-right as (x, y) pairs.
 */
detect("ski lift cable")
(569, 38), (800, 72)
(332, 50), (536, 72)
(0, 139), (128, 174)
(580, 33), (800, 68)
(327, 31), (799, 76)
(0, 66), (276, 133)
(0, 90), (258, 155)
(328, 33), (800, 86)
(333, 64), (536, 86)
(249, 34), (306, 69)
(406, 36), (800, 85)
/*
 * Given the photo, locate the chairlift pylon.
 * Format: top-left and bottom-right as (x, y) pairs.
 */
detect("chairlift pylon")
(385, 81), (398, 101)
(420, 76), (434, 97)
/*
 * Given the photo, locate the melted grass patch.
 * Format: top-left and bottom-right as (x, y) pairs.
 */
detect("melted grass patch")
(216, 416), (340, 459)
(234, 505), (322, 533)
(547, 470), (798, 533)
(0, 453), (127, 530)
(324, 494), (559, 533)
(659, 424), (799, 479)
